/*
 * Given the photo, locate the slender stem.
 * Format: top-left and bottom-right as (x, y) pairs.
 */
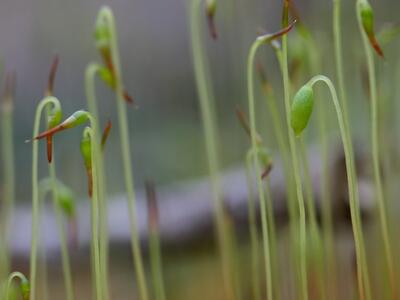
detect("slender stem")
(299, 138), (325, 300)
(30, 96), (63, 300)
(48, 163), (74, 300)
(245, 154), (261, 300)
(263, 85), (296, 220)
(333, 0), (350, 133)
(85, 62), (110, 300)
(356, 3), (396, 298)
(247, 40), (276, 300)
(149, 230), (166, 300)
(86, 127), (103, 300)
(264, 175), (278, 299)
(0, 98), (15, 281)
(189, 1), (233, 298)
(279, 34), (309, 299)
(262, 78), (296, 296)
(98, 8), (149, 300)
(308, 75), (371, 300)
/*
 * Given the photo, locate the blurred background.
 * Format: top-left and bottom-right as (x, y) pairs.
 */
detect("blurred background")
(1, 0), (400, 299)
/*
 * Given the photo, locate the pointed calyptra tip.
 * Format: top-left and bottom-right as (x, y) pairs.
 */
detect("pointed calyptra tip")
(46, 55), (59, 96)
(101, 119), (112, 150)
(358, 0), (384, 58)
(261, 162), (273, 179)
(98, 66), (137, 106)
(145, 180), (159, 231)
(290, 85), (314, 137)
(206, 0), (217, 40)
(235, 107), (263, 145)
(255, 61), (267, 85)
(257, 19), (297, 44)
(255, 61), (273, 93)
(369, 36), (384, 58)
(46, 136), (53, 163)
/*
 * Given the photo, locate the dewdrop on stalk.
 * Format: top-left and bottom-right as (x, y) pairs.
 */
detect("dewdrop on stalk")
(290, 85), (314, 137)
(45, 56), (62, 163)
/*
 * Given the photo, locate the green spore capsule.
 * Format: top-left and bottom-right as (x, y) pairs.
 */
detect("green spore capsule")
(80, 127), (93, 198)
(359, 0), (374, 37)
(20, 277), (30, 300)
(290, 85), (314, 136)
(80, 127), (92, 170)
(63, 110), (90, 129)
(58, 184), (76, 219)
(357, 0), (384, 57)
(94, 14), (111, 50)
(98, 66), (116, 88)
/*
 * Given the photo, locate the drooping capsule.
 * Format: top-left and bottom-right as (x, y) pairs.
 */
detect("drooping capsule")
(46, 99), (63, 163)
(20, 276), (30, 300)
(94, 8), (135, 105)
(290, 85), (314, 136)
(98, 66), (134, 105)
(80, 127), (93, 198)
(57, 183), (76, 219)
(206, 0), (217, 40)
(358, 0), (384, 57)
(34, 110), (90, 140)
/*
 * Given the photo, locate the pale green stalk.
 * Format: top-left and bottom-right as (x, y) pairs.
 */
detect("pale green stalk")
(332, 9), (346, 290)
(331, 8), (349, 289)
(85, 62), (110, 300)
(333, 0), (350, 131)
(30, 97), (63, 300)
(244, 157), (261, 300)
(48, 163), (74, 300)
(85, 125), (103, 300)
(299, 138), (325, 300)
(261, 79), (295, 296)
(294, 20), (335, 294)
(247, 40), (277, 300)
(307, 75), (370, 300)
(149, 229), (166, 300)
(356, 2), (395, 298)
(188, 1), (233, 298)
(264, 175), (278, 299)
(97, 7), (149, 300)
(279, 34), (309, 299)
(0, 94), (15, 282)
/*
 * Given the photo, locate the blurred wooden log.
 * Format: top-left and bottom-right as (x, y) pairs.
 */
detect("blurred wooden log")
(7, 143), (374, 257)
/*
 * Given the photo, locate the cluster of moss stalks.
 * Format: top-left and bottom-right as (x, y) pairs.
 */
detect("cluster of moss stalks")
(0, 0), (399, 299)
